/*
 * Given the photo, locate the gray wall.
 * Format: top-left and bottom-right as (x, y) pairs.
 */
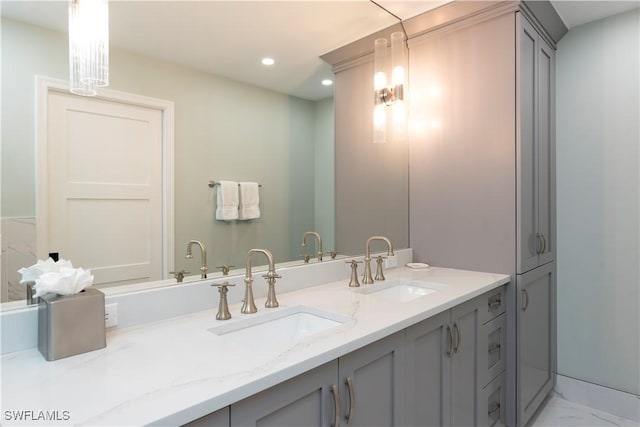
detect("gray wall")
(1, 18), (334, 276)
(334, 59), (409, 256)
(556, 9), (639, 395)
(314, 97), (336, 253)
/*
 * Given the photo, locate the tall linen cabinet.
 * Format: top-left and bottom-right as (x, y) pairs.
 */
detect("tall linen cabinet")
(408, 6), (557, 427)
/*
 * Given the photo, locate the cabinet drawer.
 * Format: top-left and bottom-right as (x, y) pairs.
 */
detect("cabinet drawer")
(480, 371), (506, 427)
(478, 313), (506, 387)
(480, 285), (506, 324)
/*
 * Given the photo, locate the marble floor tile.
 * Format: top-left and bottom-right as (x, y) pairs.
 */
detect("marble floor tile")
(531, 395), (639, 427)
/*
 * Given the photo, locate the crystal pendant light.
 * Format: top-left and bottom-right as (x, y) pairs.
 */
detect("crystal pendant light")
(69, 0), (109, 96)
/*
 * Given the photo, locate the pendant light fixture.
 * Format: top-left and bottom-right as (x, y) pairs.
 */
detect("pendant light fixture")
(68, 0), (109, 96)
(373, 31), (407, 143)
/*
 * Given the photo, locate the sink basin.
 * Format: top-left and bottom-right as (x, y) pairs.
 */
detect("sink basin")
(208, 306), (351, 348)
(354, 279), (446, 303)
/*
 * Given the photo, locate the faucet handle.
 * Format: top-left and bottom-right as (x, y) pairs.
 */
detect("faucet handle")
(299, 254), (311, 264)
(346, 260), (362, 287)
(262, 272), (282, 280)
(169, 270), (191, 283)
(374, 256), (386, 281)
(216, 265), (235, 276)
(212, 281), (235, 320)
(329, 251), (340, 259)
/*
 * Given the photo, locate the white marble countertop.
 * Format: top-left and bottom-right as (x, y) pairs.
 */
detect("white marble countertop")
(0, 266), (509, 426)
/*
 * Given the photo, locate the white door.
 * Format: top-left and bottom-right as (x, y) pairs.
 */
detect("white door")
(46, 91), (164, 286)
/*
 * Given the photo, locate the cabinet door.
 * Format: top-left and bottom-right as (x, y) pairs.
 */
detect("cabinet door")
(185, 407), (229, 427)
(517, 15), (541, 274)
(231, 360), (338, 427)
(338, 332), (405, 427)
(537, 36), (556, 267)
(405, 310), (452, 427)
(450, 298), (482, 426)
(517, 14), (556, 274)
(517, 263), (555, 426)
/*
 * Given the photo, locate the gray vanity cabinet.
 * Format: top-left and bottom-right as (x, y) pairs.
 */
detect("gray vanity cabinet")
(406, 289), (506, 427)
(229, 360), (339, 427)
(185, 407), (230, 427)
(517, 14), (556, 275)
(405, 310), (452, 426)
(516, 262), (555, 426)
(226, 331), (405, 427)
(337, 331), (406, 427)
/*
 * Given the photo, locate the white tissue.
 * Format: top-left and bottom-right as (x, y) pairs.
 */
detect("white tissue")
(18, 258), (94, 297)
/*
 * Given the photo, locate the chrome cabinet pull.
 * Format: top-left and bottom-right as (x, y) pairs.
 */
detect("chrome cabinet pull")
(535, 233), (543, 254)
(541, 233), (547, 254)
(488, 295), (501, 310)
(345, 376), (355, 424)
(330, 384), (341, 427)
(488, 343), (501, 354)
(488, 402), (501, 417)
(453, 323), (461, 353)
(521, 289), (529, 311)
(446, 325), (454, 357)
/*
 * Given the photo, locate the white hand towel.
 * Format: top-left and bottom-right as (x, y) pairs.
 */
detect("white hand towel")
(239, 182), (260, 219)
(216, 181), (239, 220)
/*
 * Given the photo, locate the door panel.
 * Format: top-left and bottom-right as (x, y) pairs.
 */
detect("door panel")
(517, 263), (555, 425)
(47, 91), (163, 286)
(451, 300), (480, 426)
(537, 39), (555, 266)
(517, 17), (540, 275)
(339, 332), (405, 427)
(405, 310), (451, 427)
(231, 360), (337, 427)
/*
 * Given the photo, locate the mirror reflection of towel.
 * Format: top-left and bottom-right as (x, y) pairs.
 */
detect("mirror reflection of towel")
(216, 181), (239, 220)
(239, 182), (260, 220)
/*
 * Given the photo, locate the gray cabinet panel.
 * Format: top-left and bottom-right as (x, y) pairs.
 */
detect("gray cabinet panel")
(537, 37), (556, 267)
(451, 299), (481, 426)
(338, 332), (405, 427)
(230, 360), (338, 427)
(517, 16), (541, 274)
(517, 14), (557, 274)
(184, 407), (229, 427)
(405, 310), (452, 427)
(480, 372), (507, 427)
(517, 263), (555, 426)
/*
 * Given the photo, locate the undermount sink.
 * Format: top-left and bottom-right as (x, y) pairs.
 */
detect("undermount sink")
(355, 279), (446, 303)
(207, 305), (351, 348)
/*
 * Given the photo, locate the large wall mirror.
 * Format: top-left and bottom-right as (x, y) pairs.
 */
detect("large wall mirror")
(0, 1), (400, 306)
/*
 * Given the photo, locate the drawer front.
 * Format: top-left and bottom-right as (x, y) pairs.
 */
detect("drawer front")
(478, 313), (506, 387)
(481, 285), (506, 325)
(480, 371), (506, 427)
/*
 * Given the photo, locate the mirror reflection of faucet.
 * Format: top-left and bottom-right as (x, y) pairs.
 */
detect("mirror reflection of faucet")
(216, 265), (235, 276)
(169, 269), (191, 283)
(241, 249), (281, 314)
(301, 231), (323, 262)
(300, 254), (311, 264)
(186, 240), (208, 279)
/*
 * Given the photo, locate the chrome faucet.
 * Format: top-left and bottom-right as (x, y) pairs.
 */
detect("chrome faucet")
(186, 240), (208, 279)
(301, 231), (323, 261)
(363, 236), (394, 284)
(241, 249), (281, 314)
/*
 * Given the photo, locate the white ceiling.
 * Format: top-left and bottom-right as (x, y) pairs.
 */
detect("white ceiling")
(2, 1), (636, 101)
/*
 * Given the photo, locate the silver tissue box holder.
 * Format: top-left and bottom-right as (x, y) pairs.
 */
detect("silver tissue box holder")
(38, 288), (106, 361)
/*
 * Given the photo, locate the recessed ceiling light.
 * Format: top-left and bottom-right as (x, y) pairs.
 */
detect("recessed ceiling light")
(261, 57), (275, 66)
(321, 79), (333, 86)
